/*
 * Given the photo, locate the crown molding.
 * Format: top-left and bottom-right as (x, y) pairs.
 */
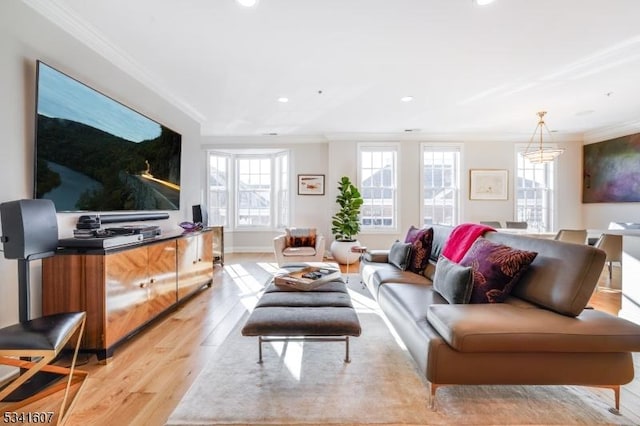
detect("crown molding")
(321, 131), (583, 144)
(583, 119), (640, 144)
(22, 0), (206, 124)
(199, 131), (584, 145)
(202, 134), (328, 146)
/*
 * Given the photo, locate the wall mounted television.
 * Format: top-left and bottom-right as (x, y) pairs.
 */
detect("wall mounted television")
(34, 60), (182, 212)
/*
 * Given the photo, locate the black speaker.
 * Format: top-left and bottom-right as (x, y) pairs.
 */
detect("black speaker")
(192, 204), (208, 225)
(100, 212), (169, 224)
(0, 199), (58, 260)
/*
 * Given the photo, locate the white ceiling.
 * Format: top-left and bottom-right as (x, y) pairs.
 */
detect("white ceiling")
(24, 0), (640, 140)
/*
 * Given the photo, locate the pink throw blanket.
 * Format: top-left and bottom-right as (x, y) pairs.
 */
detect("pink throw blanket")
(442, 223), (495, 262)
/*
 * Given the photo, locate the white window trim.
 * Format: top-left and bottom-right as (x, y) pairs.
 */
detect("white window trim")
(357, 142), (400, 234)
(420, 143), (463, 226)
(205, 152), (231, 228)
(206, 149), (290, 232)
(513, 143), (557, 232)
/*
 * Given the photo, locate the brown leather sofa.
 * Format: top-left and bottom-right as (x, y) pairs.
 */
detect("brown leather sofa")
(360, 224), (640, 411)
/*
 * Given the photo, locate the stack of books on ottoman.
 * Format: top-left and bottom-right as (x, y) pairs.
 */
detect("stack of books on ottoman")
(274, 265), (341, 291)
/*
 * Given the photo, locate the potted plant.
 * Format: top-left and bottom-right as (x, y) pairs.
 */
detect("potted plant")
(330, 176), (364, 264)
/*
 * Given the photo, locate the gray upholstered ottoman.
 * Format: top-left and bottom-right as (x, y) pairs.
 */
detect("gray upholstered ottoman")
(241, 275), (361, 363)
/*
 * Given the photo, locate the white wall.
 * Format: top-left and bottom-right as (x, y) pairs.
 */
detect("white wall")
(326, 137), (584, 250)
(198, 136), (586, 253)
(200, 139), (330, 252)
(0, 2), (201, 327)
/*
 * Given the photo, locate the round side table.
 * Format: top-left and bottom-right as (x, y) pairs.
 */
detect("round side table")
(346, 246), (367, 286)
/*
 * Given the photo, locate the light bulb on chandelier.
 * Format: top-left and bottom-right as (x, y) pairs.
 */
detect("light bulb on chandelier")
(522, 111), (564, 164)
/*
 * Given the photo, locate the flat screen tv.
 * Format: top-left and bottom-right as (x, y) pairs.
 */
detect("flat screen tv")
(34, 61), (181, 212)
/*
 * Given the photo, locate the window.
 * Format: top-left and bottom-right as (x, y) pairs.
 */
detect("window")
(421, 145), (461, 226)
(207, 150), (289, 230)
(236, 157), (271, 226)
(358, 144), (398, 230)
(207, 154), (230, 227)
(515, 149), (555, 232)
(275, 152), (289, 228)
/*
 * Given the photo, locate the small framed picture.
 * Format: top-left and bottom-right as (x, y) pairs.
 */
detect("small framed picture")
(469, 169), (508, 200)
(298, 174), (325, 195)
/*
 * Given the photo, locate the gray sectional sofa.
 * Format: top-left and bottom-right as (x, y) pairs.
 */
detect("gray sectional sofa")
(360, 224), (640, 411)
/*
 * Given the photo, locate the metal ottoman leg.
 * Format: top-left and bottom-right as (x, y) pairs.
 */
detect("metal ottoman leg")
(344, 336), (351, 363)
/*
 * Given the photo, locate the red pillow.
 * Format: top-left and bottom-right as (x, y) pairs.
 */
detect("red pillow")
(404, 226), (433, 274)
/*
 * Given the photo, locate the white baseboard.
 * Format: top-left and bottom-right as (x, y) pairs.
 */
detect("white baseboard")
(227, 246), (272, 253)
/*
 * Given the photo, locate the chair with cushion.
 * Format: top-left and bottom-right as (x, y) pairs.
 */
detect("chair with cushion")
(505, 221), (528, 229)
(594, 233), (622, 281)
(0, 312), (88, 424)
(0, 199), (88, 425)
(554, 229), (587, 245)
(273, 227), (325, 265)
(479, 221), (502, 228)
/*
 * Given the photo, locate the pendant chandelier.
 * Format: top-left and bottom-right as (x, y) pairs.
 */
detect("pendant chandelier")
(522, 111), (564, 164)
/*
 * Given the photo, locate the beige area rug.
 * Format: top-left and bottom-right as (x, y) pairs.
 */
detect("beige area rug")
(167, 265), (633, 425)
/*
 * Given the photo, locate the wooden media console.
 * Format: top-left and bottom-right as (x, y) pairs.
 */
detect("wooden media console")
(42, 227), (223, 361)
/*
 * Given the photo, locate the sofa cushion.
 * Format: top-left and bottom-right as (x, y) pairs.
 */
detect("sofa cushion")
(363, 249), (389, 263)
(427, 304), (640, 353)
(430, 225), (453, 262)
(360, 262), (431, 298)
(285, 227), (316, 247)
(460, 238), (537, 304)
(404, 226), (433, 274)
(388, 241), (412, 271)
(432, 257), (473, 304)
(484, 231), (605, 317)
(283, 246), (317, 256)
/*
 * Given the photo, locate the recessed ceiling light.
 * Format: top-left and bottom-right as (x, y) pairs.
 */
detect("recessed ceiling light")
(474, 0), (496, 5)
(236, 0), (258, 7)
(277, 97), (289, 103)
(401, 96), (414, 102)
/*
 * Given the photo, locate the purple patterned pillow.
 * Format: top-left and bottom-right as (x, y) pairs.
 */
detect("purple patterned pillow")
(459, 238), (537, 303)
(404, 226), (433, 274)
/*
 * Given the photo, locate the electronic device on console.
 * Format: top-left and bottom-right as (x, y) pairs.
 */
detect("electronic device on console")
(60, 233), (143, 249)
(106, 225), (161, 240)
(76, 214), (101, 230)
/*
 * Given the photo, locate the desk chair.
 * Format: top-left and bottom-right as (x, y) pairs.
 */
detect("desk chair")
(0, 199), (88, 424)
(554, 229), (587, 245)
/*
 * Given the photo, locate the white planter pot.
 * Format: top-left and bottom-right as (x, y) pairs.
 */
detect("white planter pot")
(330, 240), (362, 265)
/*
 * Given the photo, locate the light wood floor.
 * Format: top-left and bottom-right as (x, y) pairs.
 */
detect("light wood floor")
(11, 254), (640, 425)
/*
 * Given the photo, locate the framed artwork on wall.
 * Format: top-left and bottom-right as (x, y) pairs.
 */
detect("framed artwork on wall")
(583, 132), (640, 203)
(469, 169), (508, 200)
(298, 174), (325, 195)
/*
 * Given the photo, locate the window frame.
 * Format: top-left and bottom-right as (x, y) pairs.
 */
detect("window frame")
(514, 143), (557, 232)
(206, 152), (231, 228)
(206, 149), (290, 232)
(357, 142), (399, 234)
(420, 143), (462, 227)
